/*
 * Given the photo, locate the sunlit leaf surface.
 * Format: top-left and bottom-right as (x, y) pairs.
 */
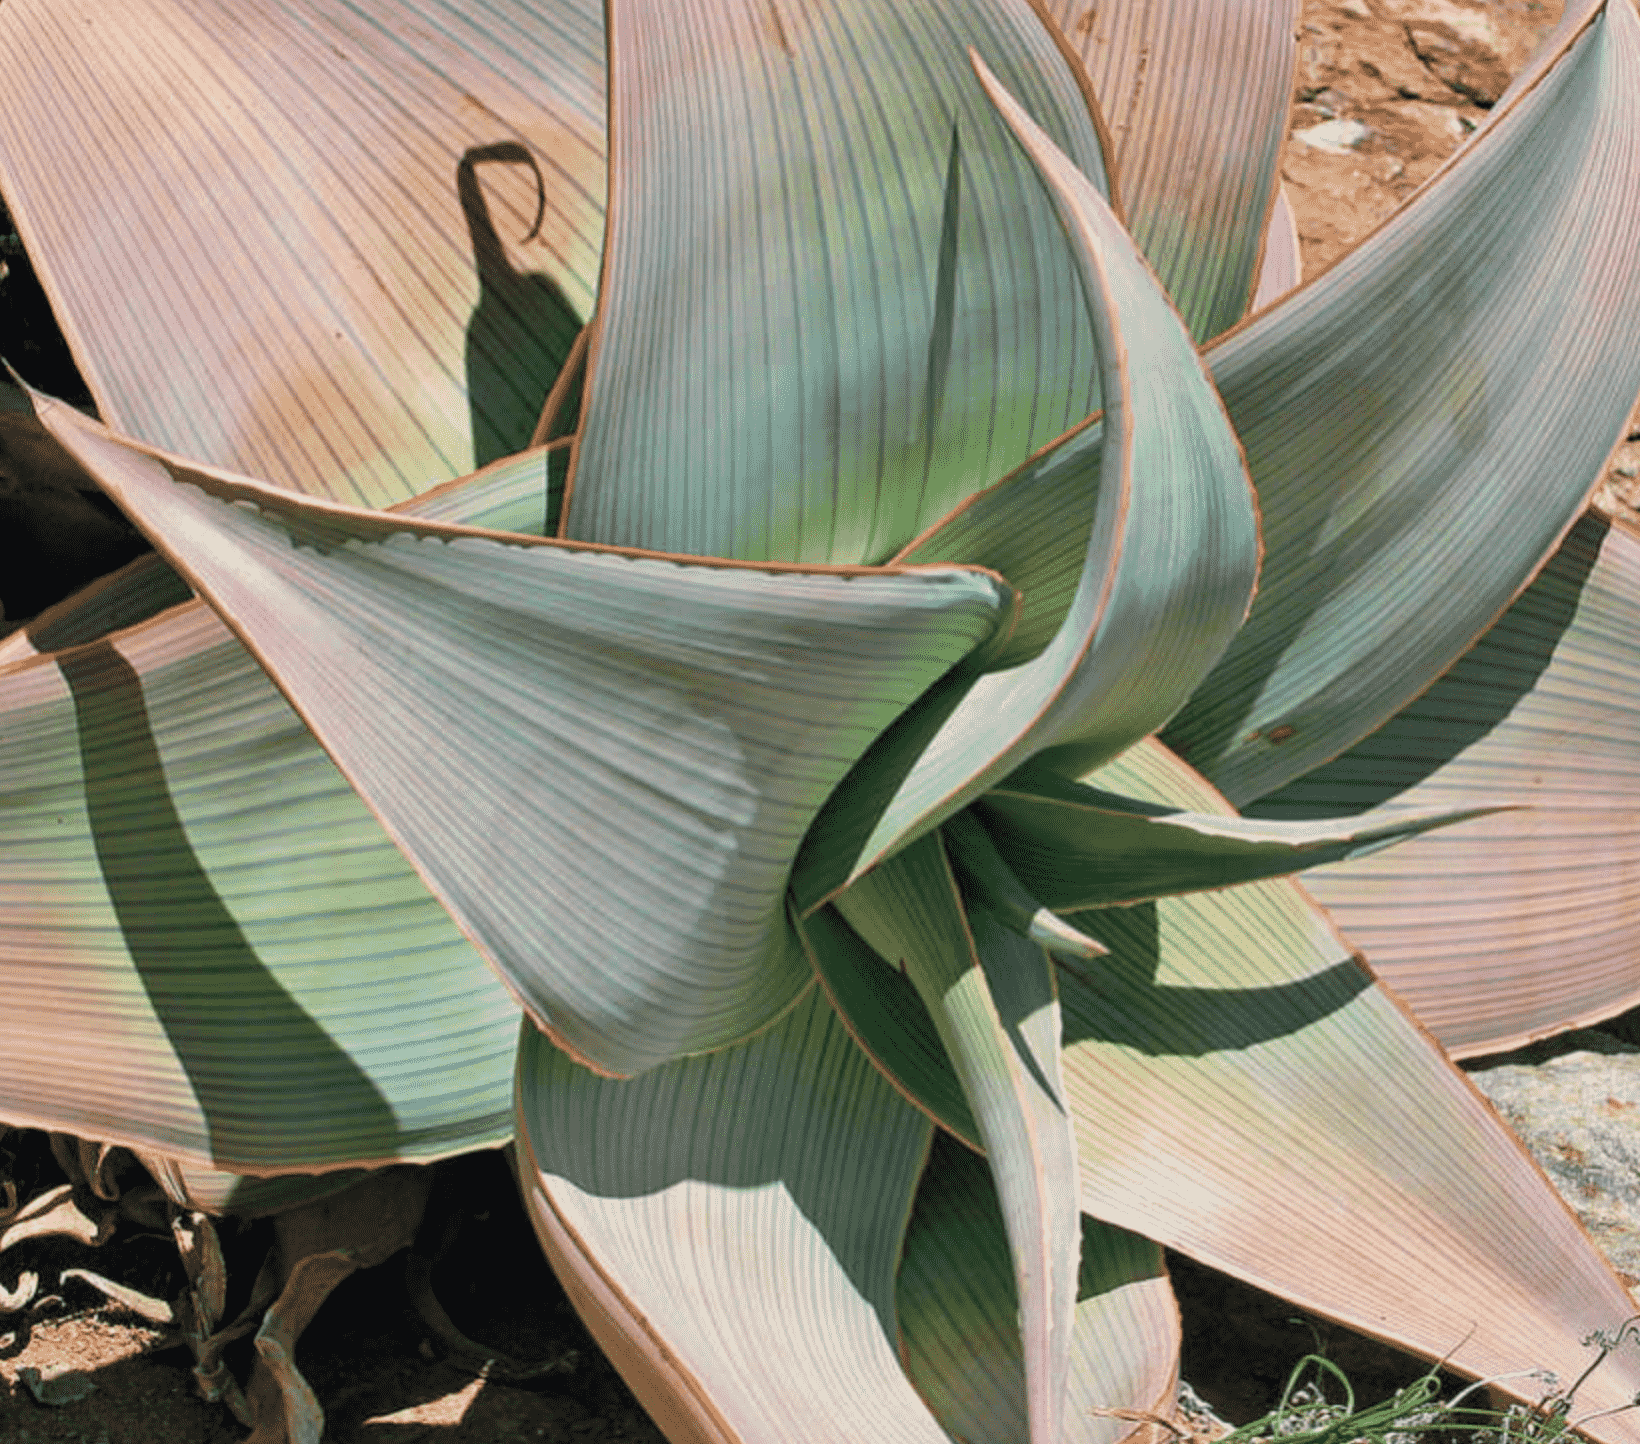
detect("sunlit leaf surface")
(793, 61), (1257, 904)
(1166, 0), (1640, 803)
(0, 0), (605, 504)
(836, 835), (1081, 1444)
(1252, 510), (1640, 1058)
(898, 1135), (1178, 1444)
(1057, 746), (1640, 1437)
(1045, 0), (1299, 338)
(561, 0), (1109, 564)
(517, 987), (949, 1444)
(37, 397), (1015, 1075)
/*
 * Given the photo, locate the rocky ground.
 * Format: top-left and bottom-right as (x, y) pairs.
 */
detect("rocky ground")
(5, 0), (1640, 1440)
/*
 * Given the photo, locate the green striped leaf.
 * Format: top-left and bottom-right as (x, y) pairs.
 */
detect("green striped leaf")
(1250, 510), (1640, 1058)
(899, 1135), (1178, 1444)
(792, 57), (1257, 906)
(516, 987), (951, 1444)
(136, 1155), (370, 1219)
(976, 757), (1496, 911)
(560, 0), (1110, 564)
(0, 438), (581, 1172)
(797, 903), (981, 1151)
(0, 441), (564, 668)
(890, 414), (1104, 673)
(835, 834), (1081, 1444)
(37, 396), (1015, 1076)
(1163, 0), (1640, 805)
(1044, 0), (1299, 339)
(1052, 783), (1640, 1432)
(0, 0), (605, 504)
(0, 599), (521, 1172)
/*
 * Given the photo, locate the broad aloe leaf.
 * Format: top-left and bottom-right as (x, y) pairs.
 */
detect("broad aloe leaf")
(137, 1155), (368, 1218)
(560, 0), (1110, 564)
(898, 1135), (1178, 1444)
(0, 439), (578, 1173)
(0, 598), (521, 1171)
(0, 552), (194, 667)
(975, 758), (1496, 911)
(1054, 757), (1640, 1434)
(1250, 511), (1640, 1058)
(889, 413), (1105, 673)
(835, 834), (1081, 1444)
(1044, 0), (1299, 339)
(0, 0), (605, 504)
(792, 57), (1257, 905)
(36, 397), (1016, 1076)
(516, 987), (952, 1444)
(0, 441), (566, 668)
(1164, 0), (1640, 805)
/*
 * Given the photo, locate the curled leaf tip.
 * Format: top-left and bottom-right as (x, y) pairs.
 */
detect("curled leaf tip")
(941, 810), (1106, 960)
(1027, 906), (1109, 962)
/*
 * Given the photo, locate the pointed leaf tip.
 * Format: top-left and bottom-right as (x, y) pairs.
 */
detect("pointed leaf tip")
(794, 52), (1257, 898)
(38, 399), (1015, 1076)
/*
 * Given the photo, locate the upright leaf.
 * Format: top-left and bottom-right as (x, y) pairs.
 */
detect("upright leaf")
(38, 397), (1015, 1076)
(794, 57), (1257, 904)
(517, 988), (950, 1444)
(898, 1135), (1179, 1444)
(835, 834), (1081, 1444)
(1251, 510), (1640, 1058)
(1165, 0), (1640, 804)
(1043, 0), (1300, 338)
(561, 0), (1110, 564)
(0, 0), (605, 503)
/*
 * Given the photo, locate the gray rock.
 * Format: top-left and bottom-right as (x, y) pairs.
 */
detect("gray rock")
(1465, 1029), (1640, 1281)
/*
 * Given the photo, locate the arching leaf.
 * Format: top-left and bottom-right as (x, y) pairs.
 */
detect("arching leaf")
(976, 758), (1496, 911)
(791, 56), (1257, 906)
(1043, 0), (1299, 338)
(1164, 0), (1640, 805)
(0, 445), (575, 1172)
(517, 988), (950, 1444)
(898, 1134), (1178, 1444)
(37, 396), (1016, 1076)
(1251, 510), (1640, 1058)
(0, 597), (521, 1172)
(1056, 751), (1640, 1435)
(835, 833), (1081, 1444)
(0, 0), (605, 504)
(560, 0), (1110, 564)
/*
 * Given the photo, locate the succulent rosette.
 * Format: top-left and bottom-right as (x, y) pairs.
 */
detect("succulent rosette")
(4, 0), (1640, 1440)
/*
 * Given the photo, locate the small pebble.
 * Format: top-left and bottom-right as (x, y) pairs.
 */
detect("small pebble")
(1292, 118), (1370, 154)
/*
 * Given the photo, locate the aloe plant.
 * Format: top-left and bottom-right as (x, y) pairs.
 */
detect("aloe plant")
(3, 0), (1640, 1441)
